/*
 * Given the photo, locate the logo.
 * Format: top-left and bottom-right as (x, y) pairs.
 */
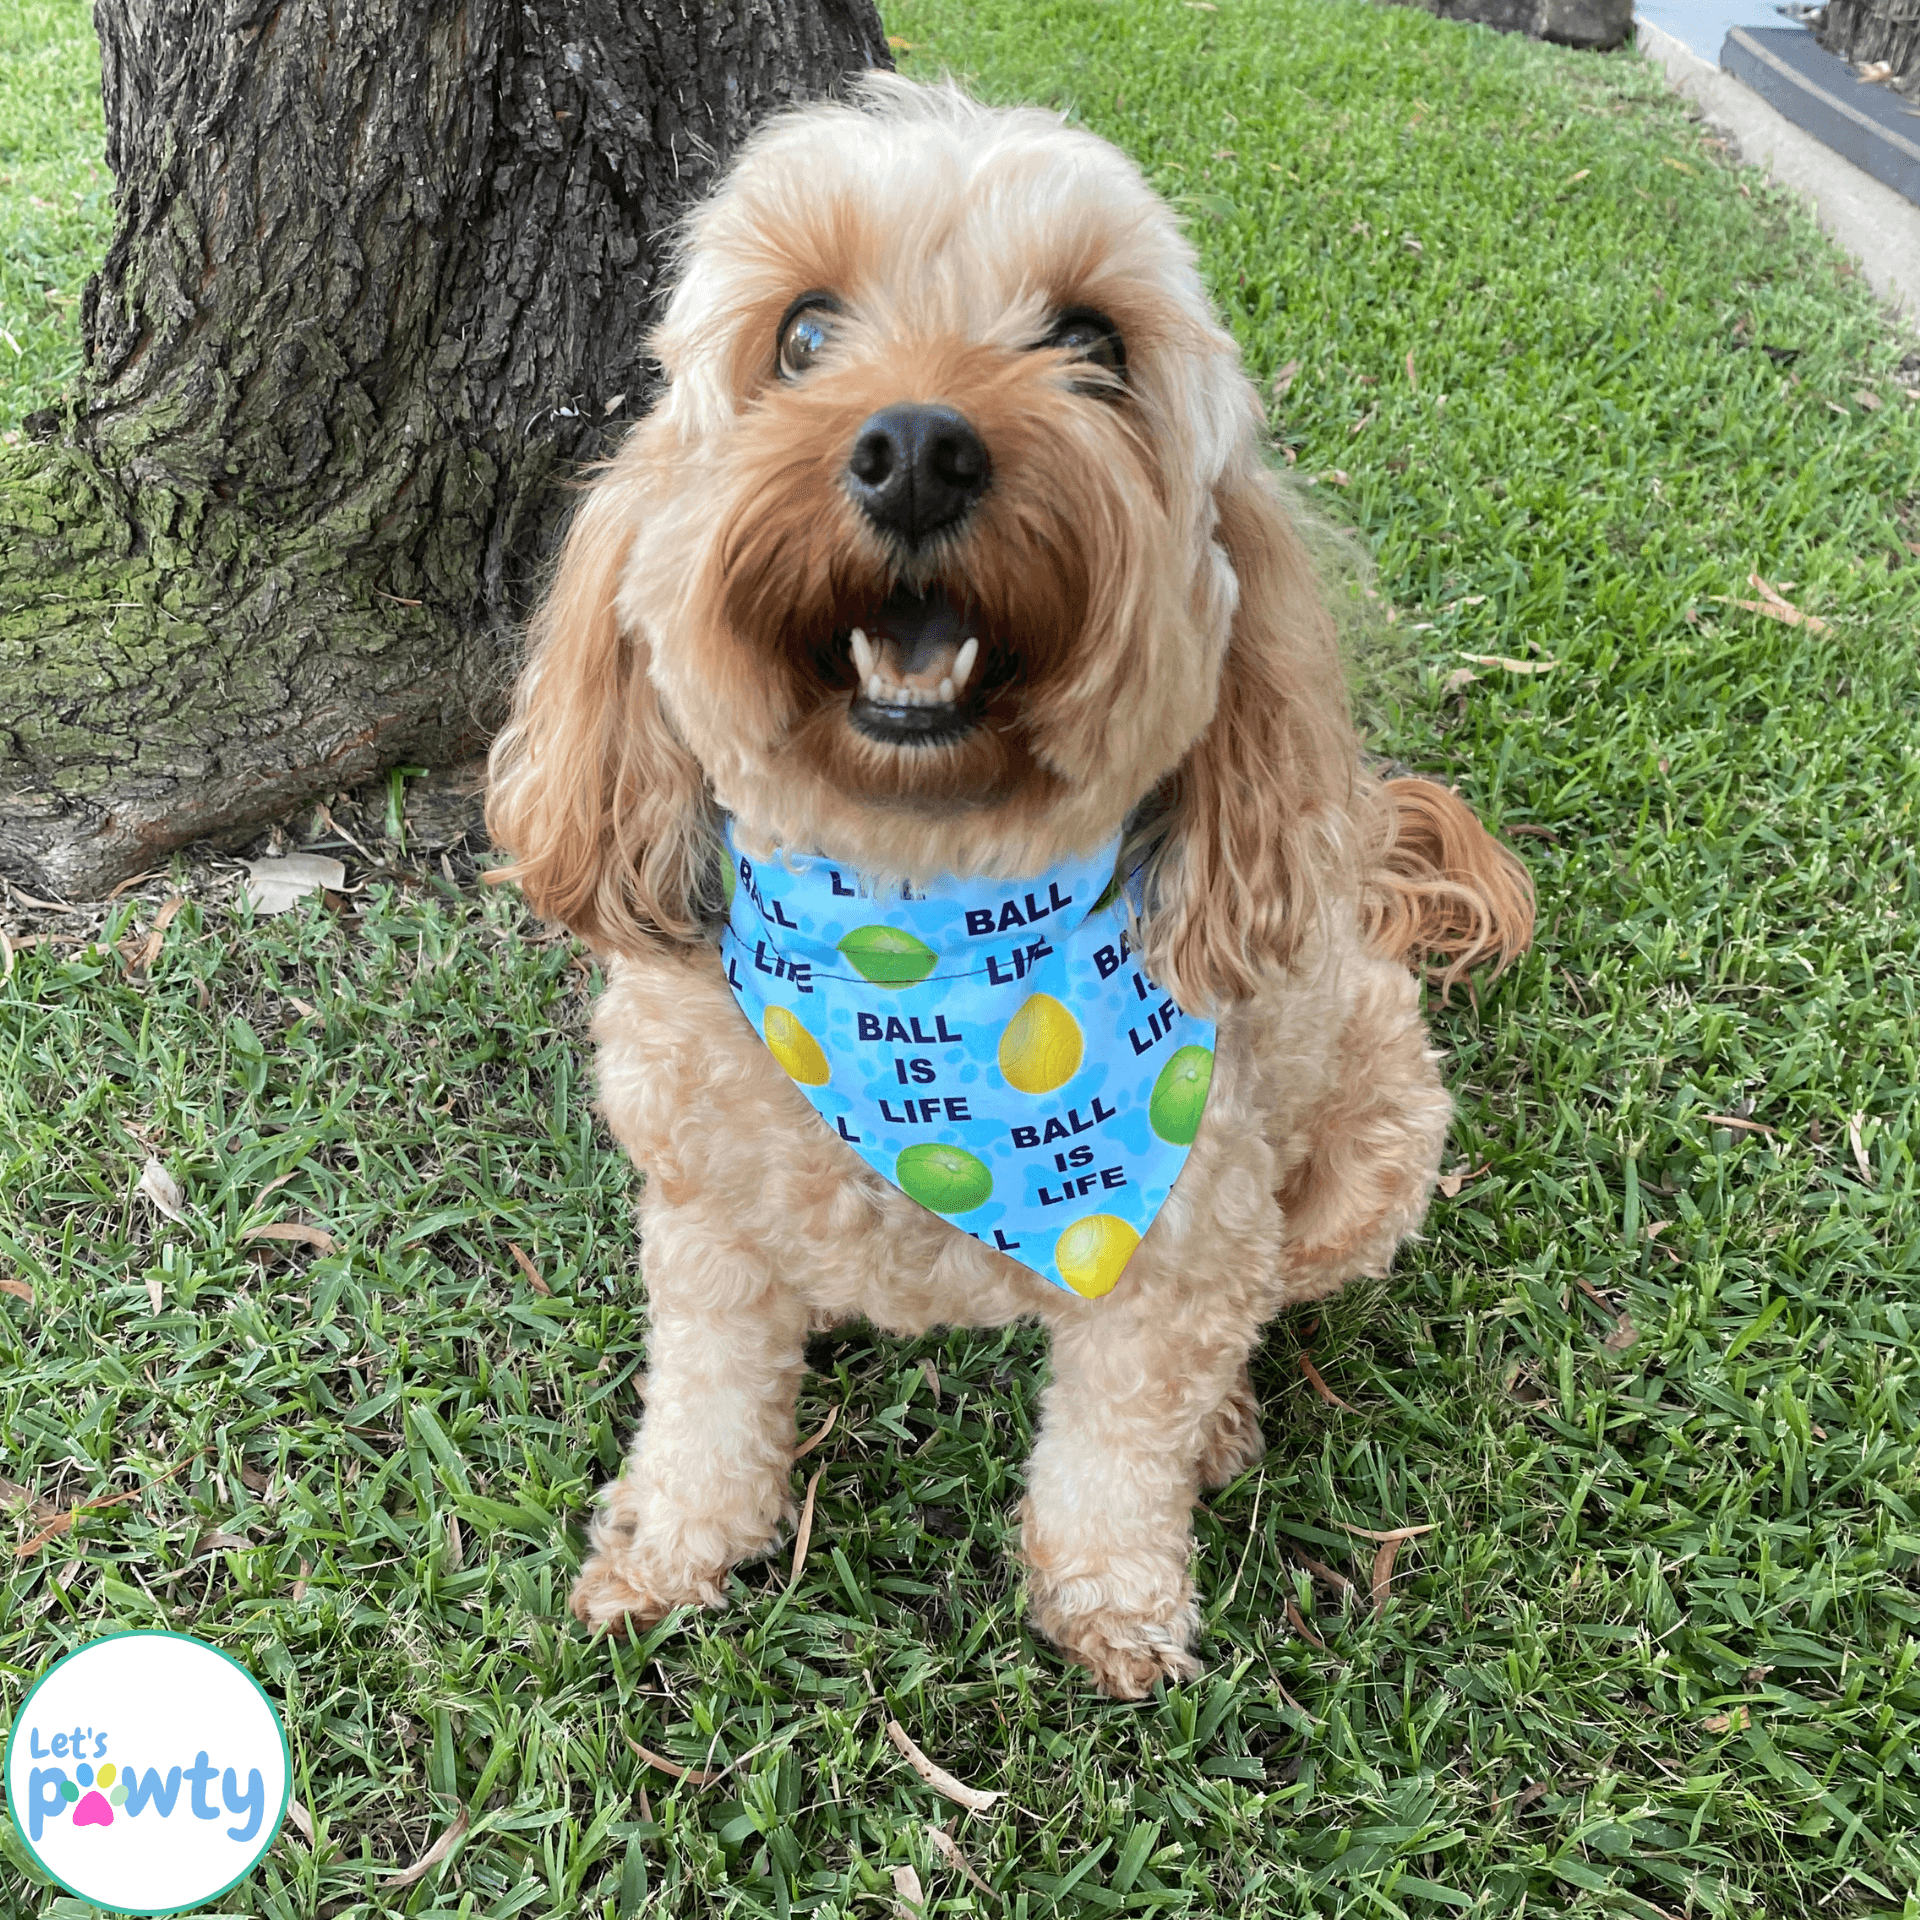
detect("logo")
(4, 1631), (289, 1915)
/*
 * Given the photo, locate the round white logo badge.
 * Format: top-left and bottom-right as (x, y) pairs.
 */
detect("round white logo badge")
(4, 1631), (289, 1915)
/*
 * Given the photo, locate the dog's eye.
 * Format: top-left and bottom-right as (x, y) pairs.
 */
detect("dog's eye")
(1041, 309), (1126, 390)
(777, 296), (841, 380)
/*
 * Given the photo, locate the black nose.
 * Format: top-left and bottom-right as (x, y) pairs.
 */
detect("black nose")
(844, 404), (990, 545)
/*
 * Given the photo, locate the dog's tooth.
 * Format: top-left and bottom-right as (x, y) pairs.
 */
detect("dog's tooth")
(952, 636), (979, 693)
(937, 676), (955, 705)
(867, 673), (885, 703)
(850, 627), (875, 680)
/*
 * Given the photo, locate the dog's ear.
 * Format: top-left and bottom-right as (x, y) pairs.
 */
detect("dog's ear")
(485, 484), (714, 952)
(1135, 444), (1362, 1009)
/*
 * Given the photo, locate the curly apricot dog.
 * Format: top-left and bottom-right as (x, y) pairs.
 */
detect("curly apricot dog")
(486, 74), (1532, 1698)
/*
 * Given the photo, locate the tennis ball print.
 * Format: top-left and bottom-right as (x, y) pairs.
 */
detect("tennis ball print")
(1148, 1044), (1214, 1145)
(895, 1142), (994, 1214)
(763, 1005), (830, 1085)
(1055, 1214), (1141, 1297)
(997, 993), (1084, 1094)
(837, 923), (939, 987)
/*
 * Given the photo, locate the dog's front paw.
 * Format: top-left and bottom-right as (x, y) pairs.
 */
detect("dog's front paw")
(568, 1548), (729, 1634)
(1021, 1506), (1203, 1698)
(1036, 1600), (1204, 1699)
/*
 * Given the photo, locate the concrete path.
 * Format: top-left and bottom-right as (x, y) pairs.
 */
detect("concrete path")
(1635, 9), (1920, 321)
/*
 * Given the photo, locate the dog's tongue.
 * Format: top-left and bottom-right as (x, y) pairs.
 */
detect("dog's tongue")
(871, 584), (966, 682)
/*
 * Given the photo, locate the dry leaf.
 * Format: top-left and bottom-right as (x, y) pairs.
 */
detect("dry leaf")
(245, 854), (346, 915)
(291, 1558), (311, 1602)
(789, 1466), (823, 1587)
(0, 925), (13, 981)
(885, 1720), (1002, 1814)
(890, 1864), (926, 1916)
(1702, 1707), (1749, 1734)
(1564, 167), (1591, 183)
(1849, 1111), (1873, 1183)
(1299, 1353), (1355, 1412)
(131, 894), (185, 971)
(194, 1528), (252, 1555)
(1335, 1519), (1437, 1543)
(1458, 652), (1558, 674)
(286, 994), (317, 1018)
(926, 1822), (994, 1895)
(1371, 1537), (1399, 1617)
(446, 1513), (464, 1572)
(145, 1273), (164, 1314)
(1703, 1113), (1774, 1136)
(1441, 666), (1480, 695)
(624, 1735), (721, 1786)
(1271, 358), (1301, 402)
(793, 1404), (839, 1462)
(252, 1170), (300, 1206)
(381, 1810), (469, 1887)
(1660, 156), (1698, 175)
(1405, 349), (1417, 391)
(238, 1463), (272, 1494)
(243, 1221), (337, 1252)
(921, 1359), (941, 1405)
(0, 1276), (32, 1304)
(1285, 1596), (1327, 1648)
(885, 33), (916, 48)
(15, 1487), (141, 1558)
(139, 1157), (187, 1223)
(1854, 390), (1881, 411)
(1320, 469), (1351, 487)
(507, 1240), (551, 1294)
(105, 868), (161, 899)
(1293, 1549), (1357, 1599)
(285, 1797), (314, 1844)
(1603, 1313), (1640, 1353)
(1437, 1160), (1489, 1199)
(1706, 575), (1829, 633)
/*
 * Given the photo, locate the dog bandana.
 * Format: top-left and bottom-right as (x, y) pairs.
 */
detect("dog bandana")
(719, 819), (1217, 1297)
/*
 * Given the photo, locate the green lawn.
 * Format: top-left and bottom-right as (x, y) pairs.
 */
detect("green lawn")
(5, 0), (1920, 1915)
(0, 0), (108, 436)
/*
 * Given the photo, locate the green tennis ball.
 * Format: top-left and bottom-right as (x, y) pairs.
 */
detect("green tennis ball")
(1148, 1045), (1213, 1145)
(895, 1143), (993, 1214)
(837, 924), (938, 987)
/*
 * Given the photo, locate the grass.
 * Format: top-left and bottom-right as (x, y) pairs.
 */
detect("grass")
(0, 0), (109, 434)
(4, 0), (1920, 1914)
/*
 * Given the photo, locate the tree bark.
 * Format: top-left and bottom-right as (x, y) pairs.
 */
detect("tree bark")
(0, 0), (889, 900)
(1815, 0), (1920, 87)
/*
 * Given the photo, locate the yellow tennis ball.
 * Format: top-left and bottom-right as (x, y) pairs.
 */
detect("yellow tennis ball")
(997, 992), (1083, 1094)
(763, 1005), (830, 1086)
(1054, 1214), (1141, 1298)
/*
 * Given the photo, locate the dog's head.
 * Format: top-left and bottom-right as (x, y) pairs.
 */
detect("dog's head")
(488, 75), (1364, 1007)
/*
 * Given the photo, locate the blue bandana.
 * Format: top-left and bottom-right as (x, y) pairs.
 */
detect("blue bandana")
(718, 820), (1218, 1297)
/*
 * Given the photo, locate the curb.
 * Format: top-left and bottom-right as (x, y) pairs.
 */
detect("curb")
(1636, 14), (1920, 319)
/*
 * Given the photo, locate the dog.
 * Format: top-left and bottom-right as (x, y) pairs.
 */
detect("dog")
(485, 73), (1533, 1699)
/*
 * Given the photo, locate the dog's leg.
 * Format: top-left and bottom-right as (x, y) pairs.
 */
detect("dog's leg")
(570, 1252), (809, 1634)
(1019, 1296), (1264, 1699)
(1194, 1360), (1266, 1490)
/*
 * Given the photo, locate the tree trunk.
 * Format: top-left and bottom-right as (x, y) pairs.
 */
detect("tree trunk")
(1815, 0), (1920, 86)
(0, 0), (889, 900)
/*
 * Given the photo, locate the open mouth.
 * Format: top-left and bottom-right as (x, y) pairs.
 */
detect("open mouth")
(842, 584), (988, 746)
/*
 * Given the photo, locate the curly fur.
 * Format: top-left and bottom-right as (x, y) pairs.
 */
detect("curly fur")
(486, 73), (1533, 1697)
